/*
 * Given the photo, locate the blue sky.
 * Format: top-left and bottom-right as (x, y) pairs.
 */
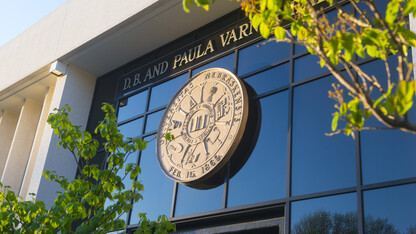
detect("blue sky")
(0, 0), (68, 47)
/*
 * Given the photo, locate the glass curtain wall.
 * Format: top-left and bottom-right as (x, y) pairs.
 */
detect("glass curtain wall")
(98, 3), (416, 233)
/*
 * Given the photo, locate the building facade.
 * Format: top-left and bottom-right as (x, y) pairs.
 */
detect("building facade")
(0, 0), (415, 233)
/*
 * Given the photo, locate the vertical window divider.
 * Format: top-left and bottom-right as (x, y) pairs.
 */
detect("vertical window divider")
(171, 182), (178, 218)
(223, 163), (231, 209)
(355, 131), (364, 234)
(351, 5), (364, 232)
(285, 40), (295, 234)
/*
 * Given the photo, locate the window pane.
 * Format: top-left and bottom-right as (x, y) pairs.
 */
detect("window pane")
(149, 74), (188, 110)
(119, 118), (143, 139)
(244, 63), (289, 95)
(145, 110), (164, 134)
(294, 44), (307, 55)
(361, 130), (416, 184)
(364, 184), (416, 233)
(294, 54), (328, 82)
(130, 139), (174, 222)
(192, 53), (235, 75)
(292, 77), (356, 195)
(118, 91), (148, 122)
(291, 193), (357, 233)
(228, 92), (288, 207)
(238, 39), (290, 76)
(105, 151), (139, 225)
(174, 184), (223, 217)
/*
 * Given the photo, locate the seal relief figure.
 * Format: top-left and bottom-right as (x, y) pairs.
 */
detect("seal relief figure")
(156, 68), (249, 189)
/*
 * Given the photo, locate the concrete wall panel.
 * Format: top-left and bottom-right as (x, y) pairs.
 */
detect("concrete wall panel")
(1, 99), (42, 193)
(29, 65), (96, 207)
(0, 110), (19, 176)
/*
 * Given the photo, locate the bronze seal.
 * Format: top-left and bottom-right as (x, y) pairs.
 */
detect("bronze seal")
(156, 68), (249, 189)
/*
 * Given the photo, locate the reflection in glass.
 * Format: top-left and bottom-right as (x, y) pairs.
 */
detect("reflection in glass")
(145, 110), (164, 134)
(192, 53), (235, 75)
(130, 139), (174, 222)
(228, 92), (288, 207)
(118, 91), (148, 123)
(174, 183), (223, 217)
(294, 44), (307, 55)
(238, 38), (290, 76)
(149, 74), (188, 110)
(292, 77), (355, 195)
(293, 54), (328, 82)
(244, 63), (289, 95)
(118, 118), (143, 139)
(364, 184), (416, 234)
(361, 130), (416, 185)
(104, 151), (139, 225)
(291, 193), (357, 233)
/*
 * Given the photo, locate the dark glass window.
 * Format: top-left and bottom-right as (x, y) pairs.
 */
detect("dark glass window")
(292, 77), (356, 195)
(361, 130), (416, 184)
(238, 39), (290, 76)
(364, 184), (416, 233)
(244, 63), (290, 95)
(105, 151), (139, 224)
(118, 118), (143, 139)
(293, 54), (328, 82)
(294, 44), (307, 55)
(192, 53), (235, 75)
(118, 91), (148, 122)
(129, 139), (174, 222)
(174, 184), (223, 217)
(145, 110), (164, 134)
(228, 92), (288, 207)
(148, 74), (188, 111)
(291, 193), (357, 233)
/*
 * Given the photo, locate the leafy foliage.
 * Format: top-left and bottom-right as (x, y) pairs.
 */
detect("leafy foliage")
(0, 103), (175, 233)
(184, 0), (416, 136)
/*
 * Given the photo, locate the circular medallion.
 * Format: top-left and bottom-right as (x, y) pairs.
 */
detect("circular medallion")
(156, 68), (249, 188)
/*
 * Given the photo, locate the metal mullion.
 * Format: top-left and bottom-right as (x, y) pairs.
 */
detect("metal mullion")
(253, 86), (290, 100)
(289, 186), (357, 203)
(223, 163), (230, 209)
(355, 131), (364, 234)
(126, 86), (151, 226)
(239, 59), (291, 80)
(361, 177), (416, 191)
(234, 49), (239, 75)
(222, 48), (239, 209)
(171, 182), (178, 218)
(117, 113), (146, 126)
(285, 40), (295, 234)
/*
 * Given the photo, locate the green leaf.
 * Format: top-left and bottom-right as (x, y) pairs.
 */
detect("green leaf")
(366, 45), (379, 57)
(396, 80), (415, 115)
(344, 126), (352, 136)
(252, 14), (262, 29)
(397, 27), (416, 47)
(274, 26), (286, 40)
(182, 0), (194, 13)
(260, 0), (267, 11)
(320, 58), (326, 67)
(260, 22), (271, 38)
(403, 0), (416, 16)
(373, 83), (395, 109)
(332, 112), (339, 131)
(135, 139), (148, 151)
(340, 103), (348, 116)
(267, 0), (279, 11)
(356, 44), (365, 58)
(196, 0), (210, 11)
(385, 0), (400, 25)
